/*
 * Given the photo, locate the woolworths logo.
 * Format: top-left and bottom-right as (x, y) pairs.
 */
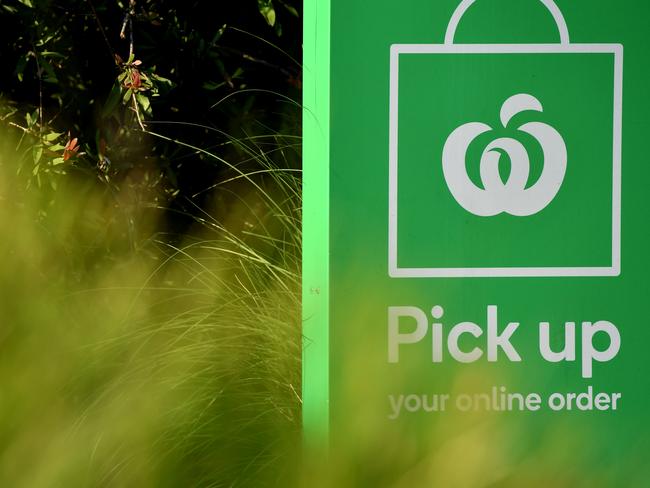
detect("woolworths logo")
(388, 0), (622, 278)
(442, 93), (567, 217)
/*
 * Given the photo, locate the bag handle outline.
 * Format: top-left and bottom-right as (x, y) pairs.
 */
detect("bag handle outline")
(444, 0), (571, 45)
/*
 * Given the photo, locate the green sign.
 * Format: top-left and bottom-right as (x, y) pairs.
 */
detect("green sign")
(304, 0), (650, 483)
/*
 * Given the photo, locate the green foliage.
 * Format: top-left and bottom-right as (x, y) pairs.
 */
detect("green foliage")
(105, 55), (174, 124)
(258, 0), (277, 27)
(258, 0), (300, 35)
(0, 0), (302, 205)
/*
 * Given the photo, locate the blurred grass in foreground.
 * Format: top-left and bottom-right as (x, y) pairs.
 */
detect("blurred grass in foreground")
(0, 129), (301, 487)
(0, 123), (634, 488)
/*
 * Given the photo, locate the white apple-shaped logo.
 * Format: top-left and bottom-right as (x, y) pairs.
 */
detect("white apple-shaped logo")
(442, 93), (567, 217)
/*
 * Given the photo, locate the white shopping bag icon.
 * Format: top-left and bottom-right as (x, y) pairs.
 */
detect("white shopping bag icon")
(388, 0), (623, 278)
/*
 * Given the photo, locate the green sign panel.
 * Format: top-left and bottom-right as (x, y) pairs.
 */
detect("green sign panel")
(304, 0), (650, 483)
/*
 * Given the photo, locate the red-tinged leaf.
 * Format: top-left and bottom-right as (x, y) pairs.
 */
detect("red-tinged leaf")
(63, 136), (79, 161)
(132, 70), (141, 89)
(64, 137), (78, 151)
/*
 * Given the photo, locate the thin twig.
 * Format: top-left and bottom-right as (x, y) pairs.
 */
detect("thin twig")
(129, 15), (134, 57)
(215, 45), (296, 78)
(9, 122), (30, 151)
(228, 26), (302, 68)
(132, 95), (145, 131)
(120, 14), (129, 40)
(8, 122), (30, 133)
(86, 0), (117, 64)
(120, 0), (136, 58)
(30, 45), (44, 139)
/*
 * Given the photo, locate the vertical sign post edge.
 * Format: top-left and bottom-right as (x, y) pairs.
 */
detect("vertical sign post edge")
(302, 0), (331, 445)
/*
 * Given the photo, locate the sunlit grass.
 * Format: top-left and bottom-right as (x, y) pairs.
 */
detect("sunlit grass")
(0, 124), (301, 487)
